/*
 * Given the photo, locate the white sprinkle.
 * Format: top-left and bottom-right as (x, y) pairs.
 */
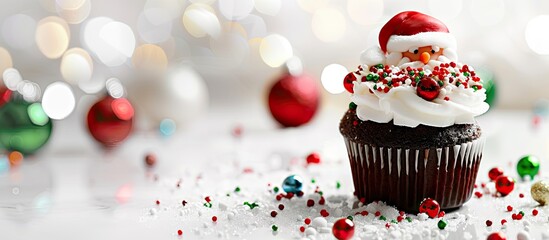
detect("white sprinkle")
(517, 231), (531, 240)
(391, 230), (402, 238)
(463, 232), (473, 240)
(319, 227), (331, 233)
(149, 208), (157, 215)
(305, 227), (317, 236)
(541, 231), (549, 240)
(523, 220), (531, 227)
(311, 217), (327, 228)
(202, 222), (208, 228)
(227, 212), (234, 220)
(418, 213), (429, 221)
(219, 202), (228, 211)
(179, 210), (185, 216)
(525, 226), (530, 232)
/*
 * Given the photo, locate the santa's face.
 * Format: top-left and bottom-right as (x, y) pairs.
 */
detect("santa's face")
(401, 46), (443, 64)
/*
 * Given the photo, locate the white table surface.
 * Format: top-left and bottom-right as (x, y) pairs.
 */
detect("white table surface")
(0, 104), (548, 240)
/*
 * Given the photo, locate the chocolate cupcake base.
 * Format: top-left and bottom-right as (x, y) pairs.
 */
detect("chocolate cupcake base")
(344, 137), (484, 212)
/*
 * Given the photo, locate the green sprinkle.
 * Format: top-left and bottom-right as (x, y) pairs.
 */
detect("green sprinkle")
(437, 219), (448, 230)
(317, 191), (324, 196)
(203, 202), (212, 208)
(419, 71), (425, 77)
(347, 216), (353, 221)
(373, 85), (378, 90)
(463, 72), (470, 77)
(406, 217), (412, 222)
(451, 72), (457, 77)
(415, 76), (420, 82)
(383, 72), (388, 77)
(519, 211), (525, 216)
(472, 85), (478, 91)
(456, 81), (462, 87)
(387, 80), (392, 87)
(349, 102), (357, 110)
(376, 64), (384, 69)
(271, 225), (278, 231)
(379, 215), (387, 221)
(391, 220), (398, 224)
(438, 80), (444, 87)
(366, 74), (374, 81)
(311, 179), (316, 184)
(409, 71), (415, 76)
(234, 187), (241, 192)
(226, 193), (231, 197)
(336, 181), (341, 189)
(244, 201), (259, 209)
(273, 186), (279, 193)
(373, 75), (380, 81)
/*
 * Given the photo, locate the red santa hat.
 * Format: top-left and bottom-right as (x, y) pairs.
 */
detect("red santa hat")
(379, 11), (456, 53)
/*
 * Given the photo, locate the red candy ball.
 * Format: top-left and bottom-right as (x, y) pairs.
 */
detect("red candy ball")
(488, 167), (504, 181)
(87, 96), (134, 147)
(495, 176), (515, 196)
(419, 198), (440, 218)
(332, 218), (355, 240)
(416, 77), (441, 101)
(306, 152), (321, 164)
(267, 73), (320, 127)
(487, 232), (506, 240)
(343, 72), (357, 93)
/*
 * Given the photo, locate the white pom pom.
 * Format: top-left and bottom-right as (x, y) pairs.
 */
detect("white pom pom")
(360, 46), (385, 66)
(386, 52), (403, 67)
(442, 48), (458, 62)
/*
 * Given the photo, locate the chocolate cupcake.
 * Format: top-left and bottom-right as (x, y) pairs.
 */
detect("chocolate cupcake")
(340, 11), (489, 212)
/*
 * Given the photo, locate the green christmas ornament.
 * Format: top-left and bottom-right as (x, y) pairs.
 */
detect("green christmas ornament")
(437, 219), (447, 230)
(476, 67), (496, 108)
(517, 155), (540, 180)
(0, 100), (52, 155)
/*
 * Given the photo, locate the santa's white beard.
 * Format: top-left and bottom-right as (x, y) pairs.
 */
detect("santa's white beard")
(396, 56), (452, 71)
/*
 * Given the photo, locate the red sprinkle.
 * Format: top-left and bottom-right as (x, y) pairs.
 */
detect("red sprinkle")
(182, 200), (187, 206)
(271, 211), (277, 218)
(486, 220), (493, 227)
(533, 209), (539, 216)
(320, 209), (329, 217)
(276, 195), (282, 201)
(507, 205), (513, 212)
(306, 153), (321, 164)
(397, 216), (404, 222)
(278, 204), (285, 210)
(318, 197), (326, 205)
(519, 193), (524, 198)
(212, 216), (217, 222)
(385, 223), (391, 229)
(304, 218), (311, 225)
(361, 211), (369, 216)
(399, 211), (405, 216)
(438, 211), (445, 218)
(481, 183), (486, 188)
(156, 200), (160, 205)
(375, 211), (381, 217)
(307, 199), (315, 207)
(299, 226), (305, 232)
(474, 191), (483, 198)
(516, 214), (523, 220)
(205, 196), (211, 203)
(296, 191), (304, 197)
(177, 230), (183, 236)
(501, 219), (507, 225)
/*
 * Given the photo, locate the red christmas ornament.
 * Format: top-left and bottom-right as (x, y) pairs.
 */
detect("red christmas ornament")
(267, 73), (320, 127)
(332, 218), (355, 240)
(486, 232), (506, 240)
(87, 96), (134, 147)
(416, 77), (441, 101)
(343, 72), (357, 93)
(488, 167), (504, 181)
(419, 198), (440, 218)
(495, 176), (515, 196)
(145, 153), (156, 167)
(0, 85), (11, 108)
(306, 152), (321, 164)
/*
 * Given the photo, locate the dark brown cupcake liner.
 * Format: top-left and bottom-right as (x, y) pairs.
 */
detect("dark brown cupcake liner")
(344, 137), (484, 212)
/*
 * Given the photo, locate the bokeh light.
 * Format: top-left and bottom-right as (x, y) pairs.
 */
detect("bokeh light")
(18, 81), (41, 102)
(1, 14), (36, 50)
(143, 0), (182, 25)
(297, 0), (329, 13)
(8, 151), (23, 167)
(0, 155), (9, 173)
(321, 64), (347, 94)
(111, 98), (134, 121)
(106, 78), (125, 99)
(427, 0), (462, 22)
(0, 47), (13, 75)
(312, 8), (346, 42)
(239, 15), (267, 39)
(525, 15), (549, 55)
(347, 0), (384, 25)
(254, 0), (281, 16)
(132, 44), (168, 71)
(218, 0), (254, 20)
(55, 0), (91, 24)
(3, 68), (23, 91)
(209, 32), (249, 67)
(98, 21), (136, 66)
(28, 103), (49, 126)
(260, 34), (293, 68)
(60, 48), (93, 85)
(470, 0), (505, 27)
(137, 10), (173, 43)
(182, 3), (221, 38)
(41, 82), (75, 120)
(35, 16), (70, 59)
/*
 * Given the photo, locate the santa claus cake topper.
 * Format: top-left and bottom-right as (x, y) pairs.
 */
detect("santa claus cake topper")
(361, 11), (458, 70)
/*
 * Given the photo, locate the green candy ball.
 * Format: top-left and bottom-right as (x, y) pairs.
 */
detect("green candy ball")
(437, 219), (448, 230)
(517, 155), (540, 180)
(0, 100), (52, 155)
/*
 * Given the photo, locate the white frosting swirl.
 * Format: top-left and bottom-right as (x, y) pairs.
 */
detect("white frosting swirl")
(351, 64), (489, 128)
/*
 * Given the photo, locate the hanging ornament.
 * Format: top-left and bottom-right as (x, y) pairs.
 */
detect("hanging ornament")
(86, 95), (134, 147)
(530, 180), (549, 206)
(0, 100), (52, 154)
(419, 198), (440, 218)
(127, 66), (208, 132)
(495, 176), (515, 196)
(267, 58), (320, 127)
(516, 155), (540, 180)
(332, 218), (355, 240)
